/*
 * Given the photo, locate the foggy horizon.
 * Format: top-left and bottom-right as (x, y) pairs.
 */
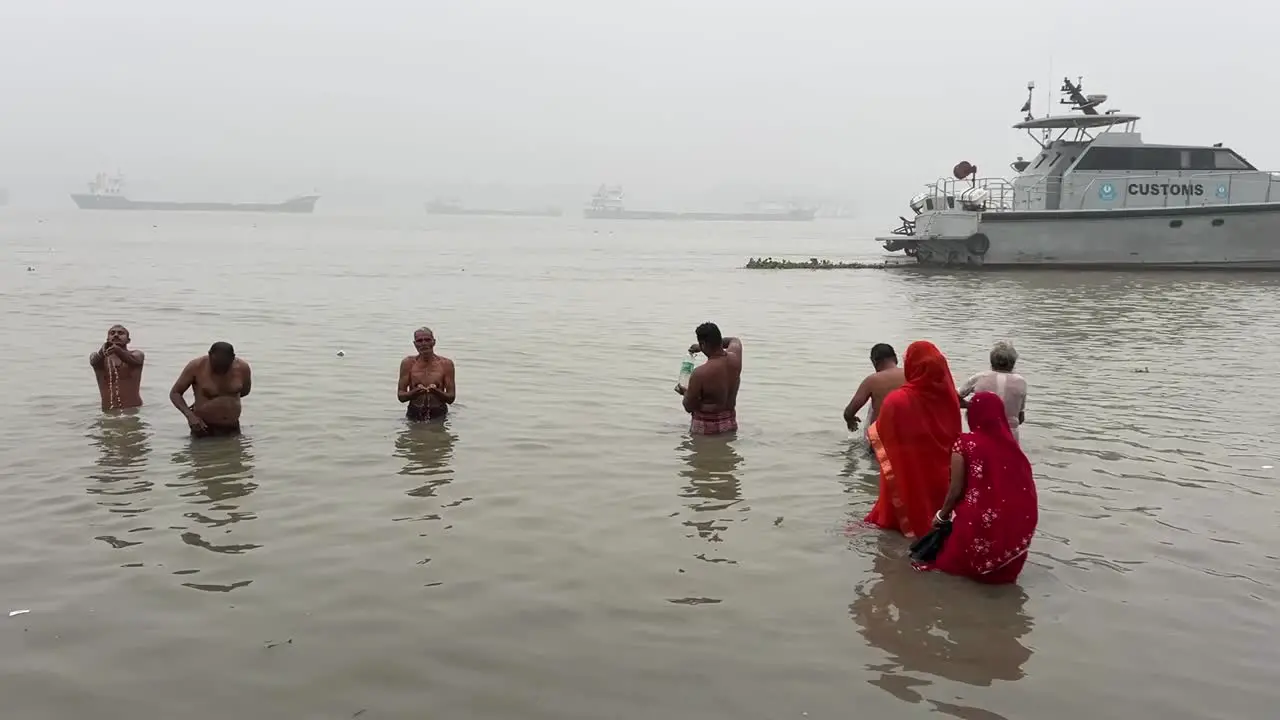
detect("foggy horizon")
(2, 0), (1275, 213)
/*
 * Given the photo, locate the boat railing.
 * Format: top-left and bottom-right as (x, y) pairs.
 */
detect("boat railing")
(1069, 171), (1280, 209)
(1004, 173), (1063, 210)
(919, 177), (1018, 212)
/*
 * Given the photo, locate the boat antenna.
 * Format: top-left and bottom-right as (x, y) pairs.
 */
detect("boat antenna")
(1043, 56), (1053, 145)
(1060, 76), (1100, 116)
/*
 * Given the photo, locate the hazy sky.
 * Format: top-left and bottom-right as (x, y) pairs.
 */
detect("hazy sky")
(0, 0), (1272, 209)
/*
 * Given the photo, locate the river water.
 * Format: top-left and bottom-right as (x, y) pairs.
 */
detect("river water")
(2, 210), (1277, 719)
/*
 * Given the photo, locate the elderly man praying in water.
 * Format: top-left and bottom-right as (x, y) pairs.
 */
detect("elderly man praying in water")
(397, 326), (457, 421)
(958, 340), (1028, 444)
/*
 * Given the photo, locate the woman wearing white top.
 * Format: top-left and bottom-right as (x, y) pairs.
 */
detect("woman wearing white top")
(958, 341), (1027, 444)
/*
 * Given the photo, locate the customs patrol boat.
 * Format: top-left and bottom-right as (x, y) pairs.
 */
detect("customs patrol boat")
(879, 77), (1280, 268)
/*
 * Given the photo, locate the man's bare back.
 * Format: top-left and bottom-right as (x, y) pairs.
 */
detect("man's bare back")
(89, 325), (144, 411)
(687, 351), (742, 414)
(863, 368), (905, 425)
(678, 323), (743, 435)
(844, 344), (906, 432)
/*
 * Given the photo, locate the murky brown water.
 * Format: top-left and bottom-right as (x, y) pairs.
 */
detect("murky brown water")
(2, 211), (1278, 719)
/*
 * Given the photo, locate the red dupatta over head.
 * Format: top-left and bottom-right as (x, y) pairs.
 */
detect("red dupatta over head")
(865, 340), (963, 538)
(916, 391), (1038, 583)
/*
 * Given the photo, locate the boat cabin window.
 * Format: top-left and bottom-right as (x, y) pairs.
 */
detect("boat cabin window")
(1075, 146), (1256, 171)
(1214, 150), (1253, 170)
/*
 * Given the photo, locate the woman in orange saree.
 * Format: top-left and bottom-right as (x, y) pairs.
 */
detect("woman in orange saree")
(865, 340), (962, 539)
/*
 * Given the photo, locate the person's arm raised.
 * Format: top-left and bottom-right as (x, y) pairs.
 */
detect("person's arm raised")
(723, 336), (743, 360)
(117, 348), (145, 367)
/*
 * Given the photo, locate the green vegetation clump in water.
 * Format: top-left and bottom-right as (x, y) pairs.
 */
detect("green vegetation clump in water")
(744, 256), (888, 270)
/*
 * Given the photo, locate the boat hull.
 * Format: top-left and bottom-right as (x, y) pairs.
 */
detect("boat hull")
(877, 204), (1280, 269)
(584, 208), (816, 222)
(70, 194), (319, 213)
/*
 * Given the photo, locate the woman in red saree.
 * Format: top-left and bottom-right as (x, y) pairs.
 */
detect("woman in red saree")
(865, 340), (962, 539)
(917, 391), (1038, 584)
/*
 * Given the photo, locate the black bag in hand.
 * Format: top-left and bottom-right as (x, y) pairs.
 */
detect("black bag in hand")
(909, 520), (952, 563)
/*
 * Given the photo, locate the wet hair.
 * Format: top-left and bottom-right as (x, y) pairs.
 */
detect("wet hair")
(990, 340), (1018, 372)
(414, 326), (434, 338)
(695, 322), (722, 348)
(870, 343), (897, 367)
(209, 341), (235, 358)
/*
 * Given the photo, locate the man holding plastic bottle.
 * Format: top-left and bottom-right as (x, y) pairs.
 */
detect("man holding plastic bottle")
(674, 322), (743, 435)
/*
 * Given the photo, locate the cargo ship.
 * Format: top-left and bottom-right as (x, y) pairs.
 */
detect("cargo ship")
(70, 173), (319, 213)
(583, 185), (816, 221)
(424, 198), (562, 217)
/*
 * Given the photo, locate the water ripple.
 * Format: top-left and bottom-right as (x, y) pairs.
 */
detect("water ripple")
(1, 212), (1279, 718)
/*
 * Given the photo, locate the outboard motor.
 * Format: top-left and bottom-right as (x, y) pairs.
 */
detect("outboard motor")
(909, 191), (929, 215)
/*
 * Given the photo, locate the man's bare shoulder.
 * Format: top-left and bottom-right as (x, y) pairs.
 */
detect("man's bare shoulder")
(869, 367), (904, 385)
(436, 355), (454, 367)
(690, 361), (712, 377)
(400, 354), (418, 367)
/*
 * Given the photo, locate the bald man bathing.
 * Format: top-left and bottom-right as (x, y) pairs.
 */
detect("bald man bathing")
(397, 326), (456, 421)
(170, 341), (252, 437)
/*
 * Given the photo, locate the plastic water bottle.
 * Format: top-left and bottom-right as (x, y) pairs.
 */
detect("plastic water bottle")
(677, 353), (697, 390)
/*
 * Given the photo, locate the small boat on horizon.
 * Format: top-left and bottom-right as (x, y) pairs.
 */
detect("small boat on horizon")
(424, 198), (563, 217)
(583, 185), (817, 222)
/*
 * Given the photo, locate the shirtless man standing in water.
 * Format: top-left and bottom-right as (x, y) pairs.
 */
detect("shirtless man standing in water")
(397, 326), (456, 421)
(675, 322), (743, 435)
(843, 343), (906, 439)
(169, 342), (252, 437)
(89, 324), (145, 411)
